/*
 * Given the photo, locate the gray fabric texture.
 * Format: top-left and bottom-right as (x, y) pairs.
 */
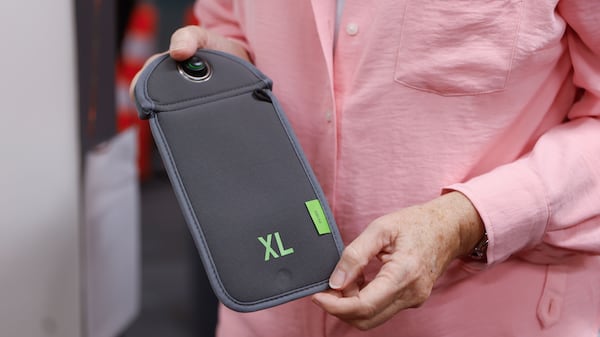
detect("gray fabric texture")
(134, 50), (343, 312)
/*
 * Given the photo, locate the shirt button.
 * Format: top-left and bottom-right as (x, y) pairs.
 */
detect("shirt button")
(325, 110), (332, 122)
(346, 23), (359, 36)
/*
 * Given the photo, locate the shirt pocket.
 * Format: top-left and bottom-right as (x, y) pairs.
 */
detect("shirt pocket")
(394, 0), (523, 96)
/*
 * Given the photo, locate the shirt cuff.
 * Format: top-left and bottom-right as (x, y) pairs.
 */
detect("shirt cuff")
(445, 160), (550, 265)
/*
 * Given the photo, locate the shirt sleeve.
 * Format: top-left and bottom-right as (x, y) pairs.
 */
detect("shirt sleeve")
(446, 0), (600, 265)
(194, 0), (253, 58)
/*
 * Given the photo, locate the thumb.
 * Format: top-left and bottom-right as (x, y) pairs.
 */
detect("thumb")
(168, 25), (250, 62)
(169, 26), (209, 61)
(329, 223), (386, 290)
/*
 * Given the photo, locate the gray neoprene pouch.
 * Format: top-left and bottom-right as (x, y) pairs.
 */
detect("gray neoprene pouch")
(134, 50), (343, 312)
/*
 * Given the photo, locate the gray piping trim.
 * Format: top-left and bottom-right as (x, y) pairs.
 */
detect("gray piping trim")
(265, 89), (345, 255)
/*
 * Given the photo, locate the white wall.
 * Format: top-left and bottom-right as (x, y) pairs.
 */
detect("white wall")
(0, 0), (81, 336)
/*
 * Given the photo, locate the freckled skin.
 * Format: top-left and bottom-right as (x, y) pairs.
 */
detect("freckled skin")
(312, 192), (484, 330)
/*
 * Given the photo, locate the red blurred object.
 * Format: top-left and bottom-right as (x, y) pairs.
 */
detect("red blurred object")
(116, 3), (202, 181)
(184, 4), (200, 26)
(116, 3), (158, 181)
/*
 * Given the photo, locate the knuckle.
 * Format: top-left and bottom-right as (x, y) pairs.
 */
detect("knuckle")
(403, 257), (421, 275)
(409, 285), (432, 308)
(409, 301), (425, 309)
(354, 302), (378, 320)
(419, 285), (433, 299)
(409, 302), (424, 309)
(343, 245), (365, 266)
(353, 320), (373, 331)
(346, 302), (378, 322)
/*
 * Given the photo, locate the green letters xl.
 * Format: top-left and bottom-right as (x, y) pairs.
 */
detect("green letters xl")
(258, 232), (294, 261)
(258, 234), (279, 261)
(274, 232), (294, 257)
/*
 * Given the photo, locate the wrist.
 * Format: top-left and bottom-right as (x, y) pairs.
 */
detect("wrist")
(436, 192), (485, 259)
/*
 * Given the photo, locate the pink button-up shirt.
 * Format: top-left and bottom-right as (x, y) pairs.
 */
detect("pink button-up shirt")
(196, 1), (600, 336)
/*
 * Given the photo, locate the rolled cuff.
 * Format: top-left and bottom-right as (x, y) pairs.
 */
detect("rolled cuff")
(445, 161), (550, 265)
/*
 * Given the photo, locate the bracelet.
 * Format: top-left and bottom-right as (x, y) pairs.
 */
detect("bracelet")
(468, 231), (488, 262)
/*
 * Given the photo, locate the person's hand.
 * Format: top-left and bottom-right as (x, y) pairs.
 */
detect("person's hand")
(312, 191), (484, 330)
(167, 25), (250, 62)
(130, 25), (250, 96)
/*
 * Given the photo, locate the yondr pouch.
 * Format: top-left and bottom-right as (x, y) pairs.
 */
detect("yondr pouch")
(134, 50), (344, 312)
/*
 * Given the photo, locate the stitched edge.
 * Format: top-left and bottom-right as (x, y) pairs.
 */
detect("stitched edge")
(144, 49), (333, 312)
(149, 49), (272, 110)
(265, 89), (346, 255)
(151, 97), (336, 312)
(152, 81), (264, 110)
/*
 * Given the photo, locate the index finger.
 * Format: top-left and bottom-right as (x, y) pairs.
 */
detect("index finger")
(329, 221), (392, 290)
(314, 262), (409, 321)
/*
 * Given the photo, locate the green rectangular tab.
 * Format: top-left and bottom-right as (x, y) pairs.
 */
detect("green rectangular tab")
(305, 199), (331, 235)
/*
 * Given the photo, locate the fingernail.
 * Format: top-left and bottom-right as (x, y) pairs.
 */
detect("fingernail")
(329, 270), (346, 289)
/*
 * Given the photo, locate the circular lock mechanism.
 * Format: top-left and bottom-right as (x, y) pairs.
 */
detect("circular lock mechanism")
(177, 55), (212, 82)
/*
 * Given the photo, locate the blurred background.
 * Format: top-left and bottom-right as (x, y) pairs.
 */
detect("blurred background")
(0, 0), (218, 336)
(1, 1), (600, 337)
